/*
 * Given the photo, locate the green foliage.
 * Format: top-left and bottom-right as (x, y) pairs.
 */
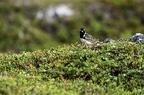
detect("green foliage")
(1, 0), (144, 52)
(0, 0), (58, 53)
(0, 42), (144, 94)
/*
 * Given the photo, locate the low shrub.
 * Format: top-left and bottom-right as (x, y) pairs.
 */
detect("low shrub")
(0, 42), (144, 94)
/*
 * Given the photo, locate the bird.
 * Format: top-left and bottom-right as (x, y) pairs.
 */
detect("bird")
(79, 28), (96, 45)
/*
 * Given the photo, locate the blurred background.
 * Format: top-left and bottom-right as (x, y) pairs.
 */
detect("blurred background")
(0, 0), (144, 53)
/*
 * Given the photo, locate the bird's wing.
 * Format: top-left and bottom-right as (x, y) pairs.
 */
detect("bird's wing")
(85, 34), (96, 42)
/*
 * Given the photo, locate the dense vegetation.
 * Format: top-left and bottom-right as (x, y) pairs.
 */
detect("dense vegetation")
(0, 42), (144, 94)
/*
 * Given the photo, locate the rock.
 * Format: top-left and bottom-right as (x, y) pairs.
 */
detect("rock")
(103, 38), (113, 43)
(36, 4), (74, 23)
(129, 33), (144, 44)
(118, 38), (125, 42)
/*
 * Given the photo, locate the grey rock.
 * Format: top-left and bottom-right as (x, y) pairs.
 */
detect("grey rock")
(129, 33), (144, 44)
(103, 38), (113, 43)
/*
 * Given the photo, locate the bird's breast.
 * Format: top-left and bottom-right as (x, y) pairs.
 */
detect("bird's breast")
(80, 38), (93, 45)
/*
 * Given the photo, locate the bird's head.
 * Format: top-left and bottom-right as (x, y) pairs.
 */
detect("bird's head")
(80, 28), (86, 38)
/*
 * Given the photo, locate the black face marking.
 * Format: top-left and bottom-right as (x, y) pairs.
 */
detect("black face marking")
(80, 28), (86, 38)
